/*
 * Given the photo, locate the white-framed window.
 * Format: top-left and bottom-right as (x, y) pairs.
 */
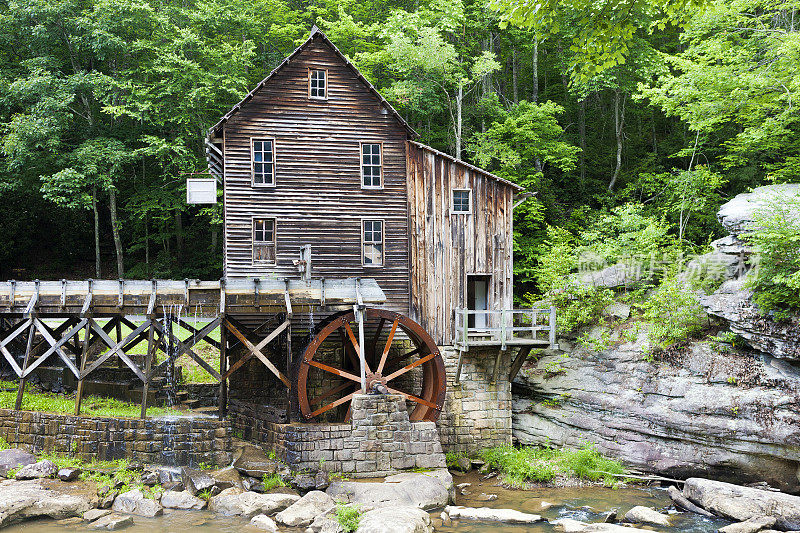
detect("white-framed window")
(309, 69), (327, 99)
(251, 138), (275, 186)
(362, 219), (384, 267)
(451, 189), (472, 214)
(361, 143), (382, 188)
(253, 218), (276, 264)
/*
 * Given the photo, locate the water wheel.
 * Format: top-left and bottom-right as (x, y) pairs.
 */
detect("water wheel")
(295, 308), (446, 422)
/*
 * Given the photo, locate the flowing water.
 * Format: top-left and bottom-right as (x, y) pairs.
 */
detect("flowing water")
(3, 471), (732, 533)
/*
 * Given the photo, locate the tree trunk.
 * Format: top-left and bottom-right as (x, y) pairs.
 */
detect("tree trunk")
(175, 209), (184, 260)
(92, 187), (100, 278)
(579, 98), (587, 184)
(532, 37), (539, 103)
(145, 213), (150, 276)
(109, 188), (124, 278)
(512, 47), (518, 104)
(608, 88), (626, 192)
(455, 83), (463, 160)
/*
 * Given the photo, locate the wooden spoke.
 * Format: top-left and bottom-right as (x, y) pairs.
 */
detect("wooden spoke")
(305, 359), (361, 383)
(310, 392), (356, 418)
(343, 321), (370, 374)
(369, 317), (386, 359)
(384, 352), (437, 382)
(376, 318), (398, 374)
(384, 346), (423, 367)
(339, 329), (360, 370)
(386, 386), (438, 410)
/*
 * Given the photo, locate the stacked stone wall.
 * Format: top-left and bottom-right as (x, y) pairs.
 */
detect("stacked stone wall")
(0, 409), (232, 467)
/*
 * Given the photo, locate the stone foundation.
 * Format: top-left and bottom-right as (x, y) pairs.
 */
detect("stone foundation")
(233, 394), (445, 477)
(0, 409), (232, 467)
(437, 346), (513, 454)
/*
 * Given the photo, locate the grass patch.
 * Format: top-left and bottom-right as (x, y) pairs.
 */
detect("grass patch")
(481, 443), (625, 487)
(0, 381), (181, 418)
(335, 501), (362, 533)
(262, 472), (286, 491)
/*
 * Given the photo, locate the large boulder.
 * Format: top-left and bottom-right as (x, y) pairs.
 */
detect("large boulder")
(0, 449), (36, 477)
(111, 488), (162, 517)
(233, 444), (279, 478)
(328, 470), (452, 510)
(444, 506), (542, 524)
(15, 459), (58, 480)
(683, 478), (800, 530)
(275, 490), (335, 527)
(621, 506), (670, 527)
(181, 467), (215, 496)
(716, 184), (800, 237)
(356, 507), (433, 533)
(552, 519), (654, 532)
(512, 330), (800, 493)
(0, 478), (97, 527)
(160, 490), (206, 510)
(208, 488), (298, 517)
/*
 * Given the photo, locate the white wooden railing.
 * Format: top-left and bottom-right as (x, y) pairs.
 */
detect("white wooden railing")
(454, 307), (557, 351)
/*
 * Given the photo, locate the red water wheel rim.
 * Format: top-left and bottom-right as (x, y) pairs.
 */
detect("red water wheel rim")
(296, 308), (446, 422)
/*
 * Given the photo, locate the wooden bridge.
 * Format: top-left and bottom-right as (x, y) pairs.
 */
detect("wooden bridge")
(0, 278), (383, 419)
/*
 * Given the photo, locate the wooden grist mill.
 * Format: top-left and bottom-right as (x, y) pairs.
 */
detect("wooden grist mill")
(0, 27), (556, 467)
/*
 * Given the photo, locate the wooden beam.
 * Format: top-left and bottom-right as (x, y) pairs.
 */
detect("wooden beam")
(15, 321), (36, 410)
(225, 319), (290, 388)
(74, 320), (91, 415)
(22, 318), (86, 378)
(140, 320), (156, 419)
(0, 318), (31, 377)
(82, 319), (148, 382)
(508, 346), (534, 382)
(219, 316), (227, 419)
(221, 320), (288, 380)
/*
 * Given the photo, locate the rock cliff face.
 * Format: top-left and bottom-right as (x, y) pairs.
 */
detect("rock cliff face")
(512, 185), (800, 492)
(512, 334), (800, 492)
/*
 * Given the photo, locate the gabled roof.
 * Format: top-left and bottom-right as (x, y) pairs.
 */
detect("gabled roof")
(207, 26), (417, 138)
(409, 141), (524, 191)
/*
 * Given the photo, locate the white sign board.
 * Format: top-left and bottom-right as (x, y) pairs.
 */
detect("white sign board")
(186, 178), (217, 204)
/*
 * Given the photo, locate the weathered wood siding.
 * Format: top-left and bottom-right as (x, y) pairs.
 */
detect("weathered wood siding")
(222, 37), (411, 314)
(406, 142), (515, 346)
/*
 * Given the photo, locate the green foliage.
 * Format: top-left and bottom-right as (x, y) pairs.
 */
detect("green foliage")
(743, 192), (800, 315)
(0, 437), (9, 451)
(335, 501), (363, 533)
(481, 443), (625, 487)
(262, 472), (286, 491)
(197, 489), (213, 501)
(445, 451), (468, 471)
(643, 275), (705, 350)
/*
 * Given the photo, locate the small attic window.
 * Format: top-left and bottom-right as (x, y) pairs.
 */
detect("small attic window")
(309, 69), (327, 99)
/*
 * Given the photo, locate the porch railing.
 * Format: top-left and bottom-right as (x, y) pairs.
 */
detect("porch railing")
(454, 307), (557, 351)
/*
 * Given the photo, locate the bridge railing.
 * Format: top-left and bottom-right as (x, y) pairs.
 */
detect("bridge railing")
(454, 307), (557, 351)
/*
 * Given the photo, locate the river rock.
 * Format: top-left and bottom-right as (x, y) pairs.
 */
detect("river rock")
(684, 478), (800, 530)
(622, 506), (670, 526)
(512, 330), (800, 492)
(84, 509), (112, 522)
(577, 263), (642, 289)
(444, 506), (542, 524)
(15, 459), (58, 479)
(552, 518), (653, 532)
(356, 506), (433, 533)
(209, 466), (244, 490)
(233, 444), (278, 477)
(718, 516), (778, 533)
(306, 513), (344, 533)
(90, 513), (134, 530)
(0, 478), (96, 526)
(181, 467), (215, 495)
(160, 490), (206, 510)
(58, 467), (82, 482)
(0, 449), (36, 477)
(328, 470), (452, 510)
(250, 514), (279, 532)
(668, 485), (714, 517)
(111, 488), (163, 517)
(208, 488), (298, 517)
(275, 490), (335, 527)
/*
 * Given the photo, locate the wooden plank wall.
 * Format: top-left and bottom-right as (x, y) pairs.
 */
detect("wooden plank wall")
(222, 37), (411, 315)
(406, 142), (515, 346)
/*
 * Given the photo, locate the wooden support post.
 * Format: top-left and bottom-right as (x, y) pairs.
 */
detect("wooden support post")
(454, 349), (465, 385)
(508, 346), (533, 382)
(492, 348), (504, 384)
(15, 321), (36, 410)
(74, 320), (91, 415)
(549, 306), (557, 349)
(284, 279), (293, 423)
(219, 315), (227, 419)
(115, 316), (123, 368)
(140, 319), (156, 419)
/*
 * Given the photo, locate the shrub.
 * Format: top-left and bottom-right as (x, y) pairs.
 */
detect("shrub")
(643, 275), (705, 350)
(743, 193), (800, 316)
(335, 502), (362, 533)
(445, 451), (468, 471)
(262, 472), (286, 491)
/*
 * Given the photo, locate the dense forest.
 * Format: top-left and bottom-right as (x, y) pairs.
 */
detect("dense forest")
(0, 0), (797, 301)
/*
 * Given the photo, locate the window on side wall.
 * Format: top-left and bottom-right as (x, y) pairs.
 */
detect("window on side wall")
(252, 139), (275, 186)
(362, 219), (384, 267)
(452, 189), (472, 214)
(309, 69), (327, 99)
(361, 143), (382, 188)
(253, 218), (276, 264)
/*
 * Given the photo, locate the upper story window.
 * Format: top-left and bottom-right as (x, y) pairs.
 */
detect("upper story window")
(253, 218), (276, 264)
(362, 219), (384, 267)
(252, 139), (275, 186)
(452, 189), (472, 213)
(361, 143), (382, 189)
(309, 69), (327, 99)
